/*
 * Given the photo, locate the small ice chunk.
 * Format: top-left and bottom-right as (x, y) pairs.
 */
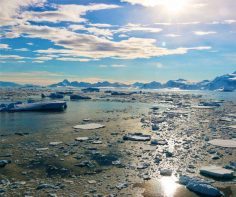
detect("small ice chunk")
(88, 180), (96, 184)
(116, 182), (128, 190)
(123, 133), (151, 141)
(228, 125), (236, 129)
(75, 137), (89, 141)
(73, 123), (105, 130)
(160, 169), (172, 176)
(209, 139), (236, 148)
(49, 141), (63, 146)
(36, 148), (49, 151)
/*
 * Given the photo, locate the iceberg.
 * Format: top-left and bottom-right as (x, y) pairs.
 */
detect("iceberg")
(0, 101), (67, 112)
(9, 101), (67, 112)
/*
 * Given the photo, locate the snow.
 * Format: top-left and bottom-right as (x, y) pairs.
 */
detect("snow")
(73, 123), (105, 130)
(209, 139), (236, 148)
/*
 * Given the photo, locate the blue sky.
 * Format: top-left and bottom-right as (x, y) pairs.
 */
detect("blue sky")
(0, 0), (236, 85)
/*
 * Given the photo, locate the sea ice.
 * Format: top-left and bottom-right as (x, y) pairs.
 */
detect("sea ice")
(179, 175), (223, 197)
(200, 166), (234, 179)
(73, 123), (105, 130)
(123, 133), (151, 141)
(209, 139), (236, 148)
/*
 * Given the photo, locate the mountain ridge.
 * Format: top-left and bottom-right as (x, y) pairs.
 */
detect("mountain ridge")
(1, 71), (236, 91)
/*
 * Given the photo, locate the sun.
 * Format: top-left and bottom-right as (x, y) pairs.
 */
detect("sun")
(160, 0), (189, 13)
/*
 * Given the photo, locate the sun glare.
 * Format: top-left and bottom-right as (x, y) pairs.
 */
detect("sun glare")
(160, 176), (179, 197)
(160, 0), (189, 13)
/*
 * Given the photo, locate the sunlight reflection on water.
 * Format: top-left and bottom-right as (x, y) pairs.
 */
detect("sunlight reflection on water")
(160, 176), (179, 197)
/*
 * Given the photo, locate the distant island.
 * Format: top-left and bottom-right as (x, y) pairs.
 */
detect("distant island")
(1, 71), (236, 91)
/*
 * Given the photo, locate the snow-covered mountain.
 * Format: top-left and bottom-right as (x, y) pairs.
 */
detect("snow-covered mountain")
(206, 72), (236, 91)
(1, 71), (235, 91)
(0, 81), (22, 87)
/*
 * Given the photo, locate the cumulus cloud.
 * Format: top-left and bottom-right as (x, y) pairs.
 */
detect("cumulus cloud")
(0, 0), (46, 26)
(69, 24), (113, 38)
(21, 4), (120, 23)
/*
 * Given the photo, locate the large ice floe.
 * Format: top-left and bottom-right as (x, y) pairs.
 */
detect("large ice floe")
(209, 139), (236, 148)
(200, 166), (234, 179)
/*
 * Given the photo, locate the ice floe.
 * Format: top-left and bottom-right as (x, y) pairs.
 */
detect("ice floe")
(73, 123), (105, 130)
(209, 139), (236, 148)
(200, 166), (234, 179)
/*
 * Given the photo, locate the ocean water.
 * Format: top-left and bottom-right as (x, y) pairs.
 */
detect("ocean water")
(0, 100), (151, 134)
(1, 91), (235, 135)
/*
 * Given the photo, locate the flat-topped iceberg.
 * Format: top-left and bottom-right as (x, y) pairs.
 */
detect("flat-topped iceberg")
(209, 139), (236, 148)
(0, 101), (67, 112)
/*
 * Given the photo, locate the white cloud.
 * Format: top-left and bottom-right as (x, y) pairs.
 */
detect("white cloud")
(0, 0), (46, 26)
(0, 55), (25, 60)
(121, 0), (162, 7)
(165, 34), (181, 37)
(111, 64), (127, 68)
(89, 23), (114, 28)
(69, 24), (113, 38)
(118, 34), (129, 38)
(0, 44), (10, 49)
(224, 19), (236, 24)
(21, 4), (120, 23)
(56, 57), (93, 62)
(194, 31), (217, 36)
(99, 64), (127, 68)
(115, 23), (162, 33)
(33, 60), (44, 63)
(15, 48), (29, 51)
(34, 56), (53, 61)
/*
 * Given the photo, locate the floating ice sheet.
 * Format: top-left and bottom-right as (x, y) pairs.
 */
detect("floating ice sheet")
(209, 139), (236, 148)
(200, 166), (234, 179)
(73, 123), (105, 130)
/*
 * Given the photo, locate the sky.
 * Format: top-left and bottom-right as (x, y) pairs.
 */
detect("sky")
(0, 0), (236, 85)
